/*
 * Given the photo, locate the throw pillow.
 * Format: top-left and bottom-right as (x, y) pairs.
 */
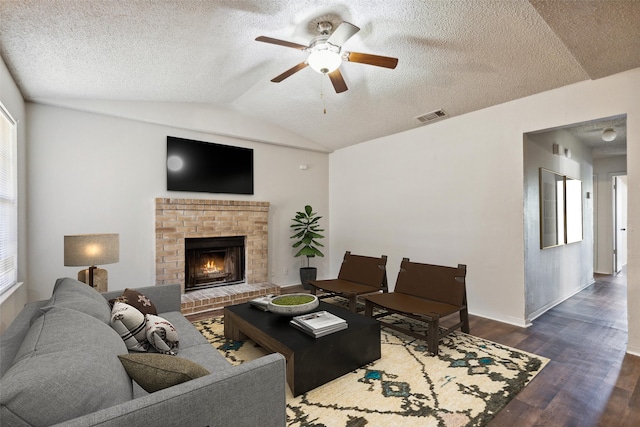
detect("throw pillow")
(109, 288), (158, 315)
(111, 302), (149, 351)
(145, 314), (179, 355)
(118, 353), (209, 393)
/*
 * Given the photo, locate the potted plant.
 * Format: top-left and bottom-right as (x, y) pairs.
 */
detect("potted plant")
(290, 205), (325, 289)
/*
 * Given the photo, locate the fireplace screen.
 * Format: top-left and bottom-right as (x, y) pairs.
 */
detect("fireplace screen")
(185, 236), (245, 290)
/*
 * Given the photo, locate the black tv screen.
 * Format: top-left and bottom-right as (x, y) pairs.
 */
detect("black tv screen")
(166, 136), (254, 195)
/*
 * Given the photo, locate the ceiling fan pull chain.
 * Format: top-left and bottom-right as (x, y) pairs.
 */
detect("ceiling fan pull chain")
(320, 74), (327, 115)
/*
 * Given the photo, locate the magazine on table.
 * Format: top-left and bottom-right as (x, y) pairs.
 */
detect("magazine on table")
(249, 294), (276, 311)
(290, 319), (348, 338)
(290, 310), (347, 337)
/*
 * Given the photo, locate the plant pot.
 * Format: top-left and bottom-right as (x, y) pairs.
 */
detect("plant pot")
(299, 267), (317, 290)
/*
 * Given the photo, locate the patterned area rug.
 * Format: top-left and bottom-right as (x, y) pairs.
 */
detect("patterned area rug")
(193, 312), (547, 427)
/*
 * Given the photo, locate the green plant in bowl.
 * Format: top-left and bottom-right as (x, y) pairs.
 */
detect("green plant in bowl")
(267, 293), (319, 315)
(271, 295), (316, 306)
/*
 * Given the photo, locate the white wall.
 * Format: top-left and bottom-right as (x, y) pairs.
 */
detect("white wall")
(26, 104), (329, 301)
(0, 57), (28, 332)
(330, 107), (528, 326)
(593, 155), (627, 274)
(330, 67), (640, 346)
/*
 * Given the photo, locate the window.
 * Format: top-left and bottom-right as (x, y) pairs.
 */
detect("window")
(0, 101), (17, 295)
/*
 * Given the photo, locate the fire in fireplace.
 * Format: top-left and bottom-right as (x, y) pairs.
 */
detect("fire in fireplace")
(185, 236), (245, 290)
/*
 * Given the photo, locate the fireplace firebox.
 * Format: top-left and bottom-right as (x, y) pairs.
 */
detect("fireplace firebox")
(185, 236), (245, 290)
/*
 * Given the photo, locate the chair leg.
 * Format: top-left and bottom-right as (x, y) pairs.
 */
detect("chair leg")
(460, 308), (470, 334)
(427, 319), (439, 357)
(348, 294), (357, 312)
(309, 286), (317, 296)
(364, 300), (373, 317)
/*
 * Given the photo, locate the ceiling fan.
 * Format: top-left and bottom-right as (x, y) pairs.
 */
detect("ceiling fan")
(256, 21), (398, 94)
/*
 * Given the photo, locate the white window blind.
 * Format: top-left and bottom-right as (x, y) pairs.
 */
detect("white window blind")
(0, 102), (17, 295)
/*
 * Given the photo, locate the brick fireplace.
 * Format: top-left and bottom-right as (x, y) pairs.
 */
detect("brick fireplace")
(155, 198), (279, 316)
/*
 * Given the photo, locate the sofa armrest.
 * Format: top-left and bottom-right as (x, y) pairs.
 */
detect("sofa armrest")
(102, 284), (182, 313)
(0, 301), (48, 377)
(52, 352), (287, 427)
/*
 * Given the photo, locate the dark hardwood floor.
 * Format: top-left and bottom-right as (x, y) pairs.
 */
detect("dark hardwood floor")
(198, 271), (639, 425)
(481, 269), (638, 426)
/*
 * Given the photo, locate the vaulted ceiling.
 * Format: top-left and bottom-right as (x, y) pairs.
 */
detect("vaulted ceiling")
(1, 0), (638, 153)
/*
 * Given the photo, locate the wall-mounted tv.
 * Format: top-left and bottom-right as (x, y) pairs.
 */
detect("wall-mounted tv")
(166, 136), (254, 195)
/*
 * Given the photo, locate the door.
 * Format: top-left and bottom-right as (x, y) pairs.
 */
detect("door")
(614, 175), (628, 273)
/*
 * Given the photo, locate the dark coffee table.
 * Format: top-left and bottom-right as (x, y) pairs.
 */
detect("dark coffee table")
(224, 301), (381, 396)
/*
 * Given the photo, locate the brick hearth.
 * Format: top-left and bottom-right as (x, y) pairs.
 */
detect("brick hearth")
(155, 198), (279, 316)
(180, 282), (280, 317)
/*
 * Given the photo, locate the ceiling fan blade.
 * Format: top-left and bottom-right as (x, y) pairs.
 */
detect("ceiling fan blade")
(328, 68), (348, 93)
(271, 62), (308, 83)
(345, 51), (398, 69)
(327, 22), (360, 46)
(255, 36), (308, 50)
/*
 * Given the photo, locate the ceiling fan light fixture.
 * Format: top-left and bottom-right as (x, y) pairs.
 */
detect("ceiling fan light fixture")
(307, 48), (342, 74)
(602, 128), (617, 142)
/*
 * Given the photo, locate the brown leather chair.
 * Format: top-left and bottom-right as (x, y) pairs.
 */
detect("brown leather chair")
(361, 258), (469, 356)
(308, 251), (388, 312)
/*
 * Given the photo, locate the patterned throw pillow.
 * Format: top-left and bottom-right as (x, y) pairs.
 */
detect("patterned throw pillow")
(110, 302), (149, 351)
(145, 314), (179, 355)
(118, 354), (209, 393)
(109, 288), (157, 316)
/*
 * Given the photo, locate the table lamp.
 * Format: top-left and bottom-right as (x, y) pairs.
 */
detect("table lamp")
(64, 234), (119, 291)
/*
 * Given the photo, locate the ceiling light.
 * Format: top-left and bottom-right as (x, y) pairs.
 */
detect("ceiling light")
(307, 44), (342, 74)
(602, 128), (617, 142)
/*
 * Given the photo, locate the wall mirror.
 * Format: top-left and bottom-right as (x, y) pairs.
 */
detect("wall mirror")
(540, 168), (565, 248)
(539, 168), (583, 249)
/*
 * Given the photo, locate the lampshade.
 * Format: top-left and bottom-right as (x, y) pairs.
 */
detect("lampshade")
(64, 234), (119, 267)
(307, 48), (342, 74)
(602, 128), (617, 142)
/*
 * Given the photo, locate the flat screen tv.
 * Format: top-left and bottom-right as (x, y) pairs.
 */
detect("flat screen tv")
(166, 136), (254, 195)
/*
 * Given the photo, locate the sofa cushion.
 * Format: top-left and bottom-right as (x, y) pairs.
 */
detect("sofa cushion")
(40, 277), (112, 323)
(111, 302), (149, 351)
(109, 288), (158, 315)
(158, 311), (210, 349)
(118, 353), (210, 393)
(146, 314), (179, 355)
(0, 306), (133, 426)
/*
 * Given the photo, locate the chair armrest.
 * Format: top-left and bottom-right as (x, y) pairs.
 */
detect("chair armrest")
(53, 353), (286, 427)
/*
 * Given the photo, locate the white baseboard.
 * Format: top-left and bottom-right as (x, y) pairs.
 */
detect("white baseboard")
(626, 347), (640, 357)
(527, 278), (596, 323)
(468, 310), (530, 328)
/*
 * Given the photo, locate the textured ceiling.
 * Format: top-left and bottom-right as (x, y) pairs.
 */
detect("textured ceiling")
(566, 115), (627, 159)
(0, 0), (638, 152)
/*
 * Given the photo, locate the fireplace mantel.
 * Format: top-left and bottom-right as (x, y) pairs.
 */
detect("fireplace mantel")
(155, 198), (269, 293)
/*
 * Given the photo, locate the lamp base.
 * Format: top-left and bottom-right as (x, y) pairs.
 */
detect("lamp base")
(78, 268), (108, 292)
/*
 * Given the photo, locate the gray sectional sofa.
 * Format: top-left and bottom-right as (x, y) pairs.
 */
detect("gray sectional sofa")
(0, 278), (286, 426)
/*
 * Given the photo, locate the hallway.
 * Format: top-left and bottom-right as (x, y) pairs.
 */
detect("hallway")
(481, 269), (639, 426)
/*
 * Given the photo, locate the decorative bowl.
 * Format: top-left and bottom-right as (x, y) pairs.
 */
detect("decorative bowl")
(268, 293), (319, 315)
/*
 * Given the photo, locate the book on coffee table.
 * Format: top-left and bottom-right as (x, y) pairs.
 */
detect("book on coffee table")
(290, 311), (348, 338)
(291, 320), (348, 338)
